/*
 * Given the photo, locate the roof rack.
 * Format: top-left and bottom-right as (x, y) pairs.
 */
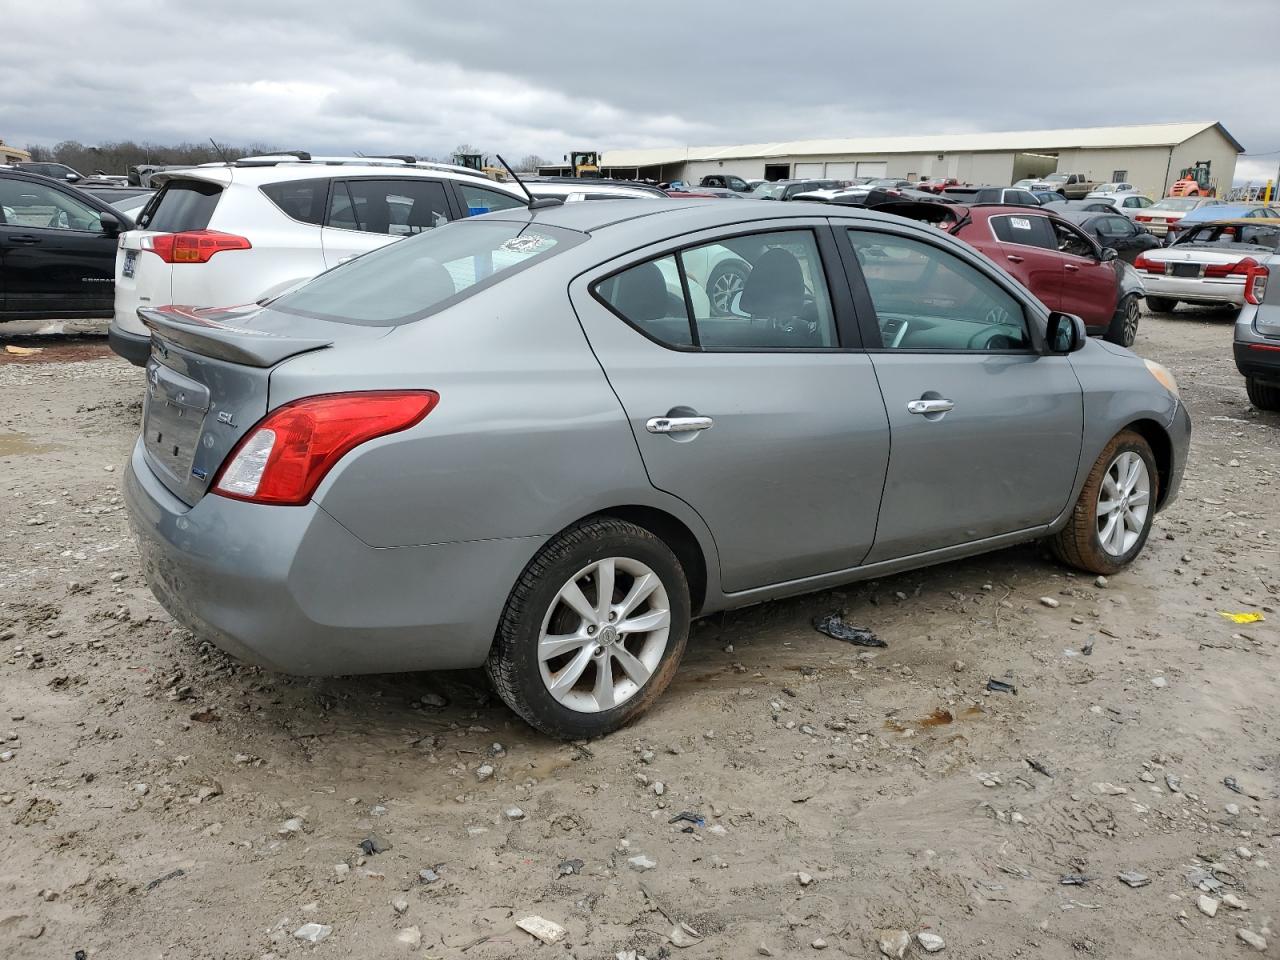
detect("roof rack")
(224, 154), (492, 179)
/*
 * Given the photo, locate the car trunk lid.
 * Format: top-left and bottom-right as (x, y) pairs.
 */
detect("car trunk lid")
(138, 302), (388, 506)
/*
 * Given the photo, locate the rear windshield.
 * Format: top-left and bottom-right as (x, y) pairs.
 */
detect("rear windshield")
(1150, 198), (1200, 211)
(138, 179), (222, 232)
(270, 219), (580, 326)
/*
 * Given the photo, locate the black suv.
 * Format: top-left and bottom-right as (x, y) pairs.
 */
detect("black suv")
(0, 170), (132, 321)
(942, 185), (1041, 206)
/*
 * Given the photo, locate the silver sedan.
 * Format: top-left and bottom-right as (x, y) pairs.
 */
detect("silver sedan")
(125, 199), (1190, 738)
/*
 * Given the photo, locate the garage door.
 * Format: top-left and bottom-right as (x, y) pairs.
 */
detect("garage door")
(825, 162), (856, 179)
(856, 161), (888, 178)
(793, 163), (825, 179)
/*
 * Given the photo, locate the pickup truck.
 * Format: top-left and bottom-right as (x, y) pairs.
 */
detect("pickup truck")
(1044, 172), (1100, 199)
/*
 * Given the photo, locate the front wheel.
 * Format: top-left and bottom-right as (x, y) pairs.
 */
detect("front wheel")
(1145, 295), (1178, 313)
(1050, 430), (1158, 575)
(485, 518), (690, 739)
(705, 260), (750, 315)
(1105, 293), (1141, 347)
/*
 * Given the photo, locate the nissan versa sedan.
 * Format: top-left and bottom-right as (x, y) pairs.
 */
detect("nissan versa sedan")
(124, 200), (1190, 739)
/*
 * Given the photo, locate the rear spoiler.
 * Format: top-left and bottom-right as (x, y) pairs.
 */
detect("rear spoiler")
(139, 305), (332, 367)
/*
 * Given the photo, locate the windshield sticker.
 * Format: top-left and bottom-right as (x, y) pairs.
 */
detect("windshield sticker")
(500, 235), (552, 254)
(1010, 217), (1032, 230)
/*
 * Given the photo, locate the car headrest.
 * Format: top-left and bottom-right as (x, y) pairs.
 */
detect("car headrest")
(740, 247), (803, 318)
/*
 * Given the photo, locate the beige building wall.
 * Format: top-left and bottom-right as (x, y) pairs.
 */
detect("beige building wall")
(1167, 126), (1240, 196)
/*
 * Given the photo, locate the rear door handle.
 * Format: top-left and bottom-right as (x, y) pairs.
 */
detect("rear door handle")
(1006, 254), (1024, 263)
(1065, 263), (1080, 272)
(907, 399), (955, 415)
(7, 235), (41, 245)
(646, 416), (714, 434)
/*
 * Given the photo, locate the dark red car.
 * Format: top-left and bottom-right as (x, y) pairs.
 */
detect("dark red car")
(878, 202), (1145, 346)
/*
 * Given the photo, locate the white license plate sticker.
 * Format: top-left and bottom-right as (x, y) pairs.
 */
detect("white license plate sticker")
(1010, 217), (1032, 230)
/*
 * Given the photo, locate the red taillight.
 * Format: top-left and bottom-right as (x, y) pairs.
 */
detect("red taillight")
(1135, 215), (1151, 222)
(1133, 253), (1164, 275)
(148, 230), (252, 264)
(212, 391), (439, 506)
(1244, 261), (1269, 305)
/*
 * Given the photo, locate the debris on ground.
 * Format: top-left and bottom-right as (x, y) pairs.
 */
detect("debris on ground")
(556, 859), (584, 877)
(1117, 871), (1150, 888)
(1218, 611), (1264, 624)
(293, 923), (332, 943)
(916, 931), (946, 953)
(4, 345), (43, 356)
(986, 679), (1017, 695)
(144, 868), (185, 892)
(812, 613), (886, 647)
(1060, 874), (1097, 886)
(359, 835), (391, 855)
(516, 915), (567, 945)
(877, 929), (910, 958)
(1025, 757), (1054, 778)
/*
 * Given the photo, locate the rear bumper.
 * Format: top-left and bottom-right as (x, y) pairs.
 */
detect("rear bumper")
(1142, 274), (1244, 306)
(1234, 304), (1280, 383)
(124, 439), (542, 675)
(108, 320), (151, 366)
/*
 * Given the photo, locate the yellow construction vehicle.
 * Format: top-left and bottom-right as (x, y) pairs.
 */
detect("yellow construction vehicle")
(569, 151), (601, 178)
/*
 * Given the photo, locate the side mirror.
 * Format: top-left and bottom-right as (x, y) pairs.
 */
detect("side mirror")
(65, 172), (81, 182)
(99, 211), (123, 237)
(1100, 247), (1118, 262)
(1046, 311), (1087, 353)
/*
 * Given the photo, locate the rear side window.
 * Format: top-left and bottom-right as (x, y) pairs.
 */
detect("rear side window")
(990, 214), (1057, 250)
(327, 179), (451, 236)
(271, 220), (577, 326)
(457, 183), (527, 216)
(261, 179), (327, 225)
(138, 180), (221, 231)
(596, 229), (838, 350)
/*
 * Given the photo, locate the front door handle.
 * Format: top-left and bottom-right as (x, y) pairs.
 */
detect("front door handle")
(1006, 254), (1024, 263)
(1065, 263), (1080, 272)
(7, 235), (41, 245)
(906, 399), (955, 415)
(646, 416), (714, 434)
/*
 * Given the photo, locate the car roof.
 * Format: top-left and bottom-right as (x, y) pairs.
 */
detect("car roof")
(1178, 217), (1280, 228)
(482, 196), (981, 236)
(152, 162), (527, 194)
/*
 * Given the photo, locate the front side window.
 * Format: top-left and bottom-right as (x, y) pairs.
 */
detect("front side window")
(849, 230), (1030, 352)
(596, 229), (838, 350)
(272, 220), (575, 326)
(458, 183), (526, 216)
(0, 179), (104, 232)
(1097, 216), (1135, 239)
(328, 179), (450, 235)
(1051, 220), (1097, 258)
(990, 214), (1057, 250)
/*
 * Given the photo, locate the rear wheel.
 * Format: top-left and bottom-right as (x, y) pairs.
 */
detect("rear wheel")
(1105, 294), (1141, 347)
(1145, 296), (1178, 313)
(1246, 376), (1280, 411)
(1050, 430), (1158, 575)
(485, 518), (690, 739)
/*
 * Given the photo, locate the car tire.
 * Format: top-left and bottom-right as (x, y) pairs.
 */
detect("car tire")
(485, 517), (690, 739)
(1105, 294), (1141, 347)
(1245, 376), (1280, 411)
(1049, 430), (1159, 575)
(705, 260), (750, 315)
(1145, 296), (1178, 313)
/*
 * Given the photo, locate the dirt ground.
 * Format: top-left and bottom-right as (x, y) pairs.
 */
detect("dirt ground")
(1, 309), (1276, 960)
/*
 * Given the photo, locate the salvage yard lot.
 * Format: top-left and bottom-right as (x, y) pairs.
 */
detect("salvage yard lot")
(0, 310), (1276, 959)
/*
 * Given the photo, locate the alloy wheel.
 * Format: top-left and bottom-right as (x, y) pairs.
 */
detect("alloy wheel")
(537, 557), (671, 713)
(1122, 297), (1140, 346)
(1096, 451), (1151, 556)
(710, 269), (745, 314)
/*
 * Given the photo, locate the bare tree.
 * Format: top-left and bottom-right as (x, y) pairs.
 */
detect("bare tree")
(518, 154), (550, 171)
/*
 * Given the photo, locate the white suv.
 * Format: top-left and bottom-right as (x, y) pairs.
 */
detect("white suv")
(108, 156), (527, 365)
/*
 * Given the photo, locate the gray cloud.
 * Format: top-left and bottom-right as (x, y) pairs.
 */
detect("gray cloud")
(4, 0), (1278, 183)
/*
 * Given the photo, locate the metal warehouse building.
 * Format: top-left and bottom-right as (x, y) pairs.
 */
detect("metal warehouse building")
(592, 121), (1242, 196)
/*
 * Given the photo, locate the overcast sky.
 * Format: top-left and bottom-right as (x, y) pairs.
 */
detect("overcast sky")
(4, 0), (1279, 184)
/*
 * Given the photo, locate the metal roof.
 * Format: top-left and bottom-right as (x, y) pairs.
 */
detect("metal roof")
(602, 121), (1243, 168)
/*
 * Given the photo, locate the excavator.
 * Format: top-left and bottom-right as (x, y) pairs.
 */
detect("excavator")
(1169, 161), (1216, 197)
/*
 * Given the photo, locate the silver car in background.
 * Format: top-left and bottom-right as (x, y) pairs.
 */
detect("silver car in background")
(1132, 218), (1279, 313)
(124, 199), (1190, 738)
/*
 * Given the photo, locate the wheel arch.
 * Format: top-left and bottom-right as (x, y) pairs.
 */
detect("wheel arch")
(1123, 417), (1173, 508)
(584, 506), (709, 616)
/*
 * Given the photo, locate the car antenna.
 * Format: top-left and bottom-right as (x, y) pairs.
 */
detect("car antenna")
(208, 137), (231, 164)
(496, 154), (562, 210)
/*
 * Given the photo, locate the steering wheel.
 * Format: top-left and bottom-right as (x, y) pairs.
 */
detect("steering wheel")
(967, 326), (1017, 350)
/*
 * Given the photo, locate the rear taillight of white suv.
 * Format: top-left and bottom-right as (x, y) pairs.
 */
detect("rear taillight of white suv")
(213, 391), (439, 506)
(144, 230), (252, 264)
